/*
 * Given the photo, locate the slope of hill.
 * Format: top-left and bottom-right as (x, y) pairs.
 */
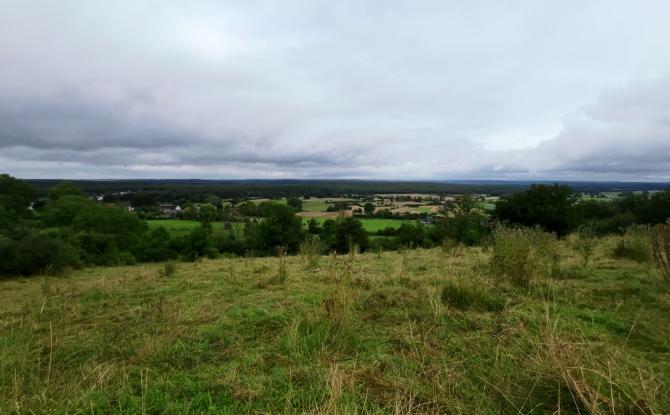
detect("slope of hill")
(1, 242), (669, 413)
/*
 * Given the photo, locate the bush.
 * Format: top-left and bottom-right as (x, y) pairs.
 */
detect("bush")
(572, 225), (598, 268)
(490, 226), (558, 287)
(4, 231), (80, 276)
(612, 225), (651, 264)
(158, 262), (177, 278)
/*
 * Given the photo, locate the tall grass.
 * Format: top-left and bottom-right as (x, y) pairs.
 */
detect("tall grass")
(490, 225), (558, 286)
(572, 224), (598, 268)
(651, 220), (670, 282)
(612, 225), (651, 264)
(300, 235), (321, 269)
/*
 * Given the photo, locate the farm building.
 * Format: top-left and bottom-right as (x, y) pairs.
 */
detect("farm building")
(159, 204), (181, 218)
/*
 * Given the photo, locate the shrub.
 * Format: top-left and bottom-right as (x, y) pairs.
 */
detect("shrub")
(651, 221), (670, 282)
(490, 226), (558, 287)
(612, 225), (651, 264)
(572, 225), (598, 268)
(158, 262), (177, 278)
(8, 231), (79, 275)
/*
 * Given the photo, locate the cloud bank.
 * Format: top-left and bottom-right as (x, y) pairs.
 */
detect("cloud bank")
(1, 1), (669, 180)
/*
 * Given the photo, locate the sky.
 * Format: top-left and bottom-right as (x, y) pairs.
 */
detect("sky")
(1, 1), (670, 181)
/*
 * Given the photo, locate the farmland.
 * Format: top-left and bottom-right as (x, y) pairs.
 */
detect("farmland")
(1, 238), (669, 413)
(147, 218), (418, 237)
(146, 220), (235, 237)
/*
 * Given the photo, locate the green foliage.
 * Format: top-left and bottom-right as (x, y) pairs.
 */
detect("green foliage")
(430, 213), (487, 246)
(48, 181), (82, 200)
(490, 226), (558, 286)
(396, 223), (428, 248)
(321, 217), (368, 254)
(363, 202), (375, 214)
(0, 174), (35, 215)
(572, 225), (598, 268)
(494, 184), (577, 236)
(0, 230), (79, 276)
(249, 203), (304, 254)
(286, 197), (303, 212)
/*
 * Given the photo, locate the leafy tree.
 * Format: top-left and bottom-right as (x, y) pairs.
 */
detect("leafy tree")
(48, 181), (83, 200)
(42, 195), (95, 227)
(444, 195), (478, 216)
(494, 184), (577, 236)
(249, 203), (304, 254)
(287, 197), (303, 212)
(430, 213), (487, 246)
(307, 218), (321, 234)
(397, 223), (429, 247)
(0, 174), (34, 216)
(321, 217), (368, 253)
(363, 202), (375, 214)
(198, 203), (218, 223)
(2, 230), (79, 275)
(138, 227), (175, 262)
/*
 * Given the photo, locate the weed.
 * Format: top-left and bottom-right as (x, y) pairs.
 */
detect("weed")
(490, 225), (558, 286)
(651, 220), (670, 282)
(441, 238), (464, 257)
(572, 224), (598, 268)
(158, 262), (177, 278)
(613, 225), (651, 264)
(300, 236), (321, 269)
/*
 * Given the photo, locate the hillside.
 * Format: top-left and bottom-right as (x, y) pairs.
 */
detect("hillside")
(1, 242), (669, 413)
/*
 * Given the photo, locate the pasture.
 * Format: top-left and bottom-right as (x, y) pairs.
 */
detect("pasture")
(1, 238), (668, 413)
(146, 220), (235, 237)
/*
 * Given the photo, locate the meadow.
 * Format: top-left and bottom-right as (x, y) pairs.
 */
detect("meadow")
(1, 236), (668, 413)
(146, 220), (232, 237)
(148, 218), (417, 237)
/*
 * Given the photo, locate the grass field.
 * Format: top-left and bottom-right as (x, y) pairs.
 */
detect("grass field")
(1, 238), (668, 413)
(146, 220), (233, 237)
(302, 217), (416, 233)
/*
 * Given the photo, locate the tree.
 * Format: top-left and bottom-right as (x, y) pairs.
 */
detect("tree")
(0, 174), (34, 216)
(494, 184), (577, 236)
(321, 217), (368, 253)
(287, 197), (303, 212)
(48, 181), (82, 200)
(397, 223), (428, 247)
(444, 195), (478, 216)
(249, 203), (304, 254)
(363, 202), (375, 214)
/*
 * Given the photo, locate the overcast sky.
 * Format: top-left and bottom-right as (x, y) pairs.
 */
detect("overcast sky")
(1, 1), (669, 180)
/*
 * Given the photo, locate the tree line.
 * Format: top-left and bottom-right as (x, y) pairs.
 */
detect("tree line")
(2, 174), (669, 277)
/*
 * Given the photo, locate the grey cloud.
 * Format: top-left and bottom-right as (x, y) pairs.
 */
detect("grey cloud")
(1, 1), (670, 180)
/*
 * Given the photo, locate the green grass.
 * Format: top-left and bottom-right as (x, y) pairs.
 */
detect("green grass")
(2, 240), (669, 413)
(301, 199), (332, 212)
(146, 220), (235, 237)
(303, 217), (415, 233)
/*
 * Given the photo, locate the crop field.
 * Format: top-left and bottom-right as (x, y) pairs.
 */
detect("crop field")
(1, 238), (668, 413)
